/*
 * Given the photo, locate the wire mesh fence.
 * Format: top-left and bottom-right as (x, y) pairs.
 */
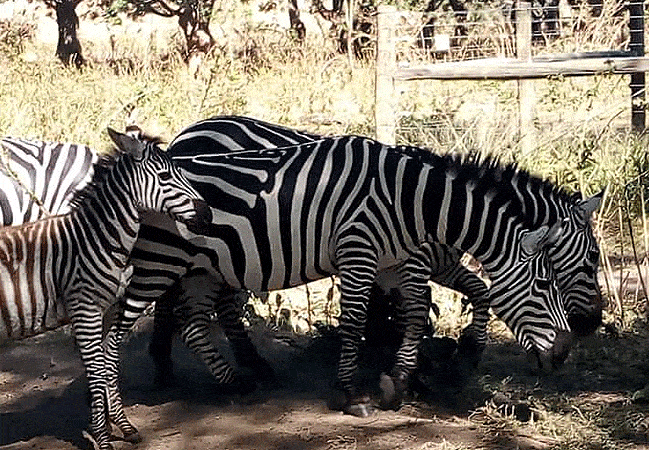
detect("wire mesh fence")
(376, 0), (647, 150)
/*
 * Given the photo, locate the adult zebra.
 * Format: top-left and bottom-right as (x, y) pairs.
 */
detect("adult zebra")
(0, 120), (489, 390)
(104, 131), (602, 424)
(144, 116), (491, 388)
(0, 129), (211, 450)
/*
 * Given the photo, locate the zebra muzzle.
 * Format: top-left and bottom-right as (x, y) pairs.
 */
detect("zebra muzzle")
(529, 330), (574, 373)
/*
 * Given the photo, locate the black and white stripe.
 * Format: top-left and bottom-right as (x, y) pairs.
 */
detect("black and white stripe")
(0, 129), (210, 450)
(143, 117), (490, 388)
(0, 137), (98, 224)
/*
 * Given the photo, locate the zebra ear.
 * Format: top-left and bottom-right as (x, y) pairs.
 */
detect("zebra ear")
(575, 189), (604, 225)
(107, 127), (146, 161)
(521, 226), (550, 255)
(521, 221), (564, 255)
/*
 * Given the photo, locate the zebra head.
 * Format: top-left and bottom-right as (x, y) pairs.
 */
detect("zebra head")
(548, 191), (604, 337)
(490, 221), (573, 371)
(107, 128), (212, 232)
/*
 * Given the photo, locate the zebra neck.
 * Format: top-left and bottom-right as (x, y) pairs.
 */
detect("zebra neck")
(417, 166), (536, 272)
(71, 178), (141, 268)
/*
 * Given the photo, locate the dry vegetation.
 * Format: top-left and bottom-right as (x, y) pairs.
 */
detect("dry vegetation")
(0, 0), (647, 448)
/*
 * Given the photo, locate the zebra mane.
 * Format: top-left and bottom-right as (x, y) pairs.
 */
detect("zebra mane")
(67, 148), (121, 209)
(385, 143), (578, 220)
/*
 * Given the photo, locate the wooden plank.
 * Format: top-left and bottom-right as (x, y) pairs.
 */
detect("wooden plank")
(394, 56), (648, 81)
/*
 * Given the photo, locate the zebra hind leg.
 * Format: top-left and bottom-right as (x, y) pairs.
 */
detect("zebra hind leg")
(213, 290), (277, 386)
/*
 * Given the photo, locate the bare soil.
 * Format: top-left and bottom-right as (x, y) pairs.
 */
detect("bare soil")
(1, 318), (648, 450)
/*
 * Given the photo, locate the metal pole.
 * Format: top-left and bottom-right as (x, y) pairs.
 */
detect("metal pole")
(629, 0), (647, 133)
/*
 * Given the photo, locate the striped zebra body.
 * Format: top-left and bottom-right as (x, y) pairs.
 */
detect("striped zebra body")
(144, 117), (490, 387)
(0, 129), (210, 450)
(105, 133), (599, 418)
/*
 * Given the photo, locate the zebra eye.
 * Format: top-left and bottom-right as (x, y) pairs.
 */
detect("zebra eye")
(159, 171), (172, 181)
(587, 249), (599, 263)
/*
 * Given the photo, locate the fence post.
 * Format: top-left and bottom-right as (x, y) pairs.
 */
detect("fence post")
(516, 0), (535, 154)
(375, 5), (397, 145)
(629, 0), (647, 133)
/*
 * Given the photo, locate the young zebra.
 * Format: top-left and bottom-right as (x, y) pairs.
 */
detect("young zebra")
(104, 134), (602, 420)
(0, 128), (211, 450)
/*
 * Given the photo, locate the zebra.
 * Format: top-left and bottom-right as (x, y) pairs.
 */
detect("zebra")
(143, 116), (491, 387)
(0, 118), (601, 435)
(102, 132), (602, 423)
(0, 128), (211, 450)
(0, 137), (99, 224)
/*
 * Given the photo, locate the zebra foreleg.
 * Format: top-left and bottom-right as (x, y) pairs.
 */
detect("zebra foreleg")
(69, 304), (113, 450)
(211, 290), (276, 385)
(330, 251), (378, 417)
(103, 296), (150, 445)
(103, 326), (141, 443)
(148, 293), (178, 387)
(450, 266), (490, 365)
(158, 272), (258, 394)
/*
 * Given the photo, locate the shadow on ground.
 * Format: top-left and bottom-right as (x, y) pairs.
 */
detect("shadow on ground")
(1, 318), (647, 450)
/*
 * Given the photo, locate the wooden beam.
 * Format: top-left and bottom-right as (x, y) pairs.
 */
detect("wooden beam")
(375, 5), (398, 145)
(516, 0), (535, 154)
(393, 55), (648, 81)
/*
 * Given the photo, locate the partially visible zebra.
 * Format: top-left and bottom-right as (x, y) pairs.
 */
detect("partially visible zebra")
(0, 128), (211, 450)
(0, 137), (98, 224)
(104, 132), (602, 422)
(144, 116), (490, 388)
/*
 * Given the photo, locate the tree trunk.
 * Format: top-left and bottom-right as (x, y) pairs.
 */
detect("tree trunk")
(178, 0), (215, 62)
(55, 0), (84, 68)
(288, 0), (306, 42)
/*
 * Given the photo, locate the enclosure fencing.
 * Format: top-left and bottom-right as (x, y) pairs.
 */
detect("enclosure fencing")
(374, 0), (648, 151)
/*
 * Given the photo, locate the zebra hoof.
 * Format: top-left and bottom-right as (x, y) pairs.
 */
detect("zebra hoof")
(379, 373), (407, 411)
(344, 400), (374, 418)
(123, 430), (142, 443)
(327, 389), (374, 417)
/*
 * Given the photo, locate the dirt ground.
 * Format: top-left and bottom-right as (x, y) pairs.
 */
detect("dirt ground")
(1, 316), (648, 450)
